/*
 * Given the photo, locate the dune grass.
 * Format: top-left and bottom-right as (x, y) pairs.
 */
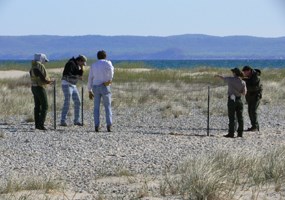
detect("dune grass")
(0, 64), (285, 119)
(159, 146), (285, 199)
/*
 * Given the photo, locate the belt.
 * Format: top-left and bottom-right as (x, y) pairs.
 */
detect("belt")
(228, 96), (241, 99)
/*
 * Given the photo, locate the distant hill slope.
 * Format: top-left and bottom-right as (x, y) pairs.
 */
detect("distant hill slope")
(0, 34), (285, 60)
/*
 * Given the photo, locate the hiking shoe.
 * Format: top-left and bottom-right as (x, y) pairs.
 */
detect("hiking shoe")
(60, 122), (67, 126)
(37, 126), (47, 131)
(74, 122), (83, 126)
(223, 134), (234, 138)
(237, 132), (243, 137)
(95, 126), (99, 132)
(107, 125), (112, 132)
(246, 127), (258, 132)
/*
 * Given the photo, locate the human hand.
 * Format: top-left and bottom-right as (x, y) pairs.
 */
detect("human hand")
(47, 79), (55, 85)
(103, 80), (112, 86)
(89, 91), (94, 100)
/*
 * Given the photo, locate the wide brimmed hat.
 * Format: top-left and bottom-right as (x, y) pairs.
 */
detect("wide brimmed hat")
(231, 68), (244, 77)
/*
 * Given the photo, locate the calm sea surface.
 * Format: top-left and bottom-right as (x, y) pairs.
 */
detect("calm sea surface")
(1, 59), (285, 69)
(113, 59), (285, 69)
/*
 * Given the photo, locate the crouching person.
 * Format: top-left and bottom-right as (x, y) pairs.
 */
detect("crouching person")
(60, 55), (87, 126)
(215, 68), (247, 138)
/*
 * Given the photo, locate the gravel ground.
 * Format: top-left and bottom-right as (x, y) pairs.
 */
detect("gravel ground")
(1, 103), (285, 199)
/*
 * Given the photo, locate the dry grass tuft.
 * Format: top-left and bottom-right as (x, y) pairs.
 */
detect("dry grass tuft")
(159, 146), (285, 199)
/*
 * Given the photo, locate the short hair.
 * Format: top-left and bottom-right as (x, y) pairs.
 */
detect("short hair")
(97, 50), (107, 60)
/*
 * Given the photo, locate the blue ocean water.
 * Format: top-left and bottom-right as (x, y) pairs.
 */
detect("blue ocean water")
(113, 59), (285, 69)
(1, 59), (285, 69)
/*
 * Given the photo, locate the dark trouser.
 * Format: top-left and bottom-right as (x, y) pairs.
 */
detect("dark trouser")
(245, 94), (260, 130)
(31, 86), (48, 128)
(228, 97), (243, 136)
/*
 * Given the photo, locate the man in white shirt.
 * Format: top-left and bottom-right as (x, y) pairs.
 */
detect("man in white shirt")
(87, 50), (114, 132)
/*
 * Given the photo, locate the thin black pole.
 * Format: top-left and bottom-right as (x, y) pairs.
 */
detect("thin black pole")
(81, 86), (84, 125)
(207, 85), (210, 136)
(53, 81), (56, 130)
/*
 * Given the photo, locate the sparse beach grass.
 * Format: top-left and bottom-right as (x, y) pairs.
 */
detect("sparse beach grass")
(159, 146), (285, 200)
(1, 63), (285, 199)
(1, 62), (284, 115)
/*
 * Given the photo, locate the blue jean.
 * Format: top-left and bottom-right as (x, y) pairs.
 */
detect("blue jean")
(92, 85), (112, 127)
(61, 84), (81, 123)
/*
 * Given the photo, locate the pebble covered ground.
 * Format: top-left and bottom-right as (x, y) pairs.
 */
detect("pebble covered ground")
(1, 102), (285, 199)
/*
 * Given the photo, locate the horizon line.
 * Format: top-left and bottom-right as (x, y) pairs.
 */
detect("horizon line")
(0, 33), (284, 39)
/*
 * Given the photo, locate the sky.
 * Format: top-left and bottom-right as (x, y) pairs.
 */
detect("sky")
(0, 0), (284, 37)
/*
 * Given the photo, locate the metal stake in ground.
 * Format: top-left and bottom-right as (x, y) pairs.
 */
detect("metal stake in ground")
(81, 86), (84, 125)
(53, 81), (56, 130)
(207, 85), (210, 136)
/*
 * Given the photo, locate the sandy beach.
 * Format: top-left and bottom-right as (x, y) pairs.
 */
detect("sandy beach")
(0, 68), (65, 79)
(0, 70), (29, 79)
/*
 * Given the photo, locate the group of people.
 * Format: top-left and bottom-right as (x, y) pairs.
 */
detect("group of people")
(215, 66), (262, 138)
(29, 52), (262, 137)
(29, 50), (114, 132)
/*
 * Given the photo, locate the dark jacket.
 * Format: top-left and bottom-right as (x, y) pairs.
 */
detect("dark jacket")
(62, 57), (83, 84)
(243, 69), (262, 97)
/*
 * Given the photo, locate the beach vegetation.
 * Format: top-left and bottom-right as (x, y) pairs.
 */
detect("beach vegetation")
(0, 130), (5, 139)
(0, 64), (284, 119)
(159, 146), (285, 199)
(0, 176), (63, 199)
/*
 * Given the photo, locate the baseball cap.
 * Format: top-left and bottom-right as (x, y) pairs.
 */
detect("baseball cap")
(34, 53), (49, 62)
(77, 55), (87, 66)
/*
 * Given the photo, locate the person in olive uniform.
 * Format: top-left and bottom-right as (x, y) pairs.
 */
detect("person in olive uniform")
(29, 53), (53, 130)
(215, 68), (247, 138)
(242, 66), (262, 132)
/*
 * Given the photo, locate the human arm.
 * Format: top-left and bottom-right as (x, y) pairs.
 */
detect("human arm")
(241, 82), (247, 96)
(214, 74), (225, 80)
(32, 68), (53, 84)
(245, 71), (262, 94)
(63, 59), (83, 78)
(87, 66), (94, 100)
(103, 61), (114, 86)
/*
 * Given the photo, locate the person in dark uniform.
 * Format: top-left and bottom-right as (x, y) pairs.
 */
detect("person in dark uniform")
(215, 68), (247, 138)
(242, 66), (262, 132)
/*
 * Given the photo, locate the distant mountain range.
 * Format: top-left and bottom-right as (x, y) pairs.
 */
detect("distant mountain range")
(0, 34), (285, 60)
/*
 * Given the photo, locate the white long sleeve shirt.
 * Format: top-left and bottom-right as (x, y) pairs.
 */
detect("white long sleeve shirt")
(87, 59), (114, 91)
